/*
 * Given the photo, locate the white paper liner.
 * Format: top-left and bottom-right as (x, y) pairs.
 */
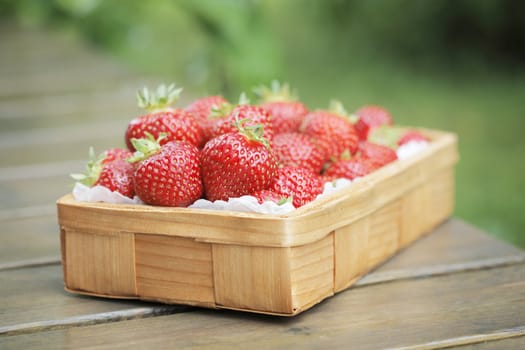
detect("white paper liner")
(396, 140), (429, 160)
(72, 182), (142, 205)
(72, 141), (429, 214)
(189, 196), (296, 215)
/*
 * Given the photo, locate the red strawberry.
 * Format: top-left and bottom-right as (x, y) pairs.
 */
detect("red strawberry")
(201, 120), (278, 202)
(130, 135), (203, 207)
(254, 81), (308, 134)
(358, 141), (398, 168)
(324, 157), (374, 181)
(354, 105), (393, 140)
(125, 83), (203, 151)
(102, 148), (133, 164)
(71, 147), (135, 198)
(272, 132), (324, 173)
(184, 95), (231, 144)
(300, 101), (359, 161)
(398, 130), (429, 146)
(94, 160), (135, 198)
(251, 189), (287, 205)
(268, 166), (324, 208)
(213, 102), (274, 142)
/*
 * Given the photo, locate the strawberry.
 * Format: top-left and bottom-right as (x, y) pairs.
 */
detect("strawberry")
(358, 141), (398, 168)
(130, 134), (203, 207)
(272, 132), (324, 174)
(213, 96), (274, 142)
(398, 130), (429, 146)
(300, 100), (359, 161)
(125, 83), (203, 151)
(324, 157), (374, 181)
(251, 189), (287, 205)
(102, 147), (133, 164)
(254, 81), (308, 134)
(184, 95), (231, 144)
(71, 147), (135, 198)
(94, 160), (135, 198)
(354, 105), (393, 141)
(201, 119), (278, 202)
(268, 166), (324, 208)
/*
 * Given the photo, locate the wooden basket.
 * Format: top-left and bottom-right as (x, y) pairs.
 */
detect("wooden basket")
(57, 129), (458, 316)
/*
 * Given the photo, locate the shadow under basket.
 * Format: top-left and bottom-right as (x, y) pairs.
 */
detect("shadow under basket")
(57, 128), (458, 316)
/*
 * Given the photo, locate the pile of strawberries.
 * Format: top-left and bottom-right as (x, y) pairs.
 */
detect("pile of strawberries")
(73, 82), (428, 209)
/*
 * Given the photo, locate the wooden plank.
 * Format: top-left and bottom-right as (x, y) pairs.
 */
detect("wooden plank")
(388, 328), (525, 349)
(0, 216), (59, 266)
(450, 335), (525, 349)
(0, 174), (72, 211)
(0, 136), (124, 167)
(2, 264), (523, 348)
(0, 265), (186, 335)
(0, 91), (136, 126)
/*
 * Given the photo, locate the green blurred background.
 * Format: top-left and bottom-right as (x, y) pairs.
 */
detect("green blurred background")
(2, 0), (524, 247)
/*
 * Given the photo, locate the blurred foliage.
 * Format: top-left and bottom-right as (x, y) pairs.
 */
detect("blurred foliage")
(1, 0), (524, 247)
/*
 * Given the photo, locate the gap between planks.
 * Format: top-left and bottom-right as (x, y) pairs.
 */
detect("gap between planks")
(0, 256), (62, 272)
(386, 326), (525, 350)
(0, 306), (192, 337)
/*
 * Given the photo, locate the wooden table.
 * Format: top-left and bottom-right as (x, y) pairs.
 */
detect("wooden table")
(1, 24), (525, 350)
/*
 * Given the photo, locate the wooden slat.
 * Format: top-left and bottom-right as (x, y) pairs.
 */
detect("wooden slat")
(64, 230), (137, 296)
(0, 216), (59, 266)
(2, 264), (523, 348)
(289, 233), (333, 312)
(212, 244), (293, 313)
(0, 265), (186, 335)
(334, 217), (369, 292)
(0, 175), (72, 211)
(449, 335), (525, 349)
(0, 136), (124, 167)
(135, 234), (215, 305)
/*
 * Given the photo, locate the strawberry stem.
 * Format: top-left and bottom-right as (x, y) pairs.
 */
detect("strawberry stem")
(233, 115), (270, 149)
(253, 80), (297, 102)
(137, 83), (182, 112)
(277, 195), (293, 206)
(238, 92), (250, 105)
(127, 132), (166, 163)
(70, 146), (105, 187)
(368, 125), (403, 149)
(209, 102), (233, 119)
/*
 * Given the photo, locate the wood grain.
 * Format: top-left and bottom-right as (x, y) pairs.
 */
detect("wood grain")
(2, 264), (523, 349)
(64, 229), (136, 296)
(0, 135), (124, 167)
(212, 244), (293, 313)
(0, 216), (59, 265)
(334, 217), (369, 292)
(450, 335), (525, 349)
(0, 175), (72, 211)
(0, 265), (185, 334)
(135, 234), (215, 305)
